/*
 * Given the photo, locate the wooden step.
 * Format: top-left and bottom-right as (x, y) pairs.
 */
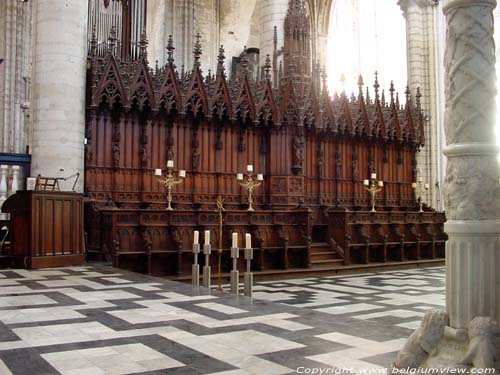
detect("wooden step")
(311, 251), (339, 261)
(310, 258), (345, 268)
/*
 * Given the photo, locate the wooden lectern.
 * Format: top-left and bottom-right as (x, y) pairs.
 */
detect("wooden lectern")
(2, 190), (85, 269)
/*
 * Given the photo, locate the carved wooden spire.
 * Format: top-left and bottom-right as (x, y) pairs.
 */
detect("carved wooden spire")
(264, 54), (272, 81)
(107, 25), (118, 56)
(166, 35), (175, 66)
(389, 81), (395, 105)
(193, 33), (202, 70)
(373, 71), (380, 102)
(139, 28), (148, 60)
(217, 45), (225, 77)
(283, 0), (311, 78)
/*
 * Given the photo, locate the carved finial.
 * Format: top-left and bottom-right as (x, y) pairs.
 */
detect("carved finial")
(139, 28), (148, 60)
(273, 26), (278, 52)
(240, 46), (249, 74)
(107, 25), (118, 56)
(389, 81), (395, 104)
(264, 54), (272, 81)
(279, 60), (283, 80)
(381, 89), (386, 106)
(396, 92), (400, 108)
(416, 87), (422, 110)
(405, 82), (411, 103)
(90, 24), (98, 56)
(193, 33), (202, 70)
(358, 75), (364, 99)
(321, 66), (328, 95)
(155, 60), (159, 75)
(365, 86), (371, 105)
(166, 35), (175, 66)
(217, 45), (225, 77)
(373, 71), (380, 101)
(340, 74), (346, 94)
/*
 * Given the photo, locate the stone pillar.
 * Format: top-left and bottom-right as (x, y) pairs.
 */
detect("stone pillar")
(259, 0), (289, 66)
(443, 0), (500, 329)
(30, 0), (88, 192)
(401, 0), (446, 211)
(0, 0), (32, 154)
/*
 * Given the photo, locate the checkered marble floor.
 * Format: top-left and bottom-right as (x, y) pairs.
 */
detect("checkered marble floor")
(0, 265), (445, 374)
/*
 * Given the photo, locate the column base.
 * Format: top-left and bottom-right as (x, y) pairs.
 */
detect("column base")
(202, 266), (211, 289)
(445, 220), (500, 328)
(391, 311), (500, 371)
(192, 264), (199, 287)
(230, 270), (239, 295)
(244, 272), (253, 297)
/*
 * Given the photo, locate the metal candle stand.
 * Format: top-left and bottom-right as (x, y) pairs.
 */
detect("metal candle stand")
(230, 246), (239, 295)
(192, 243), (200, 287)
(202, 243), (211, 289)
(244, 247), (253, 297)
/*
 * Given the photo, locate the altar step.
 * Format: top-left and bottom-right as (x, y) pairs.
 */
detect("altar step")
(309, 242), (343, 269)
(171, 258), (445, 283)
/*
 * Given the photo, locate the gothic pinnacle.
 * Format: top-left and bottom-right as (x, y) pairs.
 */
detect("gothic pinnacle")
(167, 35), (175, 66)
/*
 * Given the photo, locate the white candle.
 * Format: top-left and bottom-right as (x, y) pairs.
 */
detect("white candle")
(425, 183), (430, 189)
(378, 180), (383, 187)
(418, 176), (423, 182)
(205, 230), (210, 244)
(167, 160), (174, 168)
(257, 174), (263, 181)
(245, 233), (251, 249)
(193, 230), (199, 244)
(232, 233), (238, 248)
(371, 173), (376, 179)
(179, 170), (186, 178)
(363, 179), (369, 186)
(237, 173), (244, 181)
(84, 138), (88, 145)
(247, 164), (253, 172)
(155, 168), (162, 176)
(412, 182), (417, 188)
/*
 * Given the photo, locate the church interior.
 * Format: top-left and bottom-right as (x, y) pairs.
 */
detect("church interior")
(0, 0), (498, 373)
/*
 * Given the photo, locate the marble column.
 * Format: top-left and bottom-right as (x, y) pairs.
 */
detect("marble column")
(30, 0), (88, 192)
(442, 0), (500, 329)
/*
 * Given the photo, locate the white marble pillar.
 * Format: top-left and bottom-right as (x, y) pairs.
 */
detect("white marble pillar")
(30, 0), (88, 192)
(443, 0), (500, 329)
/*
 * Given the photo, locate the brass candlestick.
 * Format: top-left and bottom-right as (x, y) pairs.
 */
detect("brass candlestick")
(237, 165), (263, 212)
(412, 178), (429, 213)
(363, 173), (384, 212)
(215, 195), (225, 292)
(155, 161), (185, 211)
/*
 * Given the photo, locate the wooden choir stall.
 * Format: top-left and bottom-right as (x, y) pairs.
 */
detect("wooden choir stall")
(84, 0), (446, 277)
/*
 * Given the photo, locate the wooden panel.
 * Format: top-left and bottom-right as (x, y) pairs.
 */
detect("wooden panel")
(2, 191), (85, 269)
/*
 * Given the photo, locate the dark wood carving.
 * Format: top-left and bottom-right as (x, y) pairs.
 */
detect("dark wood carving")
(84, 0), (445, 276)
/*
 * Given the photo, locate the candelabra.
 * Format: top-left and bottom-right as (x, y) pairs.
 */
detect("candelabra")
(215, 196), (225, 292)
(363, 173), (384, 212)
(237, 165), (263, 211)
(155, 160), (185, 211)
(412, 177), (429, 213)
